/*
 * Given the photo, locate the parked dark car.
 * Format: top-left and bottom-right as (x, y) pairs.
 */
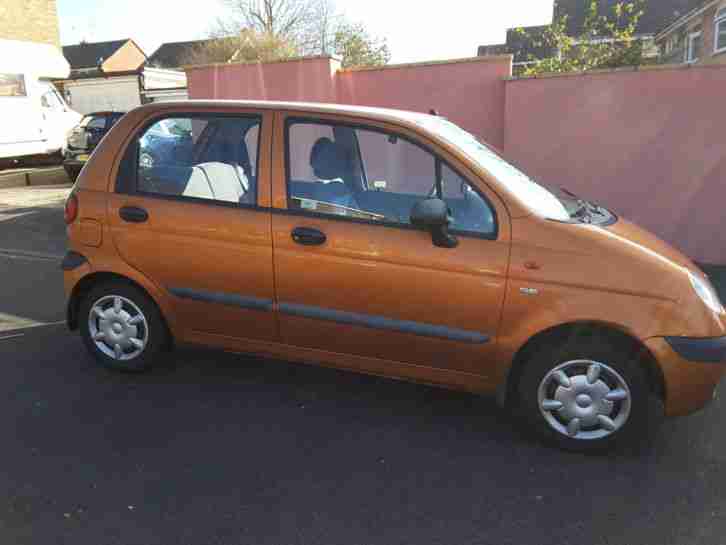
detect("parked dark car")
(64, 111), (125, 181)
(138, 117), (195, 169)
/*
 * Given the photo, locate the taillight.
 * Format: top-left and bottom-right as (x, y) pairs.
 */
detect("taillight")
(64, 193), (79, 224)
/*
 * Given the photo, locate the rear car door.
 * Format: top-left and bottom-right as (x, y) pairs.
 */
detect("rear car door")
(270, 112), (510, 381)
(107, 108), (277, 342)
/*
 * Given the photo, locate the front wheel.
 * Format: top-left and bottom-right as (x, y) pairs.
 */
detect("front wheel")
(516, 335), (663, 452)
(79, 281), (168, 372)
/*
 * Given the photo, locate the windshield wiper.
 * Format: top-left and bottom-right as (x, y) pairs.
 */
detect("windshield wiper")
(560, 187), (607, 222)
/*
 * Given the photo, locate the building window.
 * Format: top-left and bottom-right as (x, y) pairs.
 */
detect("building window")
(715, 8), (726, 53)
(686, 29), (703, 62)
(664, 35), (679, 54)
(0, 73), (26, 97)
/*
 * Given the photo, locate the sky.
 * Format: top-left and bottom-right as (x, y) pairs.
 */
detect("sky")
(57, 0), (553, 63)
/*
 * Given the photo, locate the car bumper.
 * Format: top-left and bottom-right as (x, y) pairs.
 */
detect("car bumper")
(63, 149), (90, 166)
(646, 337), (726, 417)
(61, 250), (91, 330)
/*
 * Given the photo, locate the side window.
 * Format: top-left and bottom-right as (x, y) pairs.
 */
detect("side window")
(286, 120), (496, 236)
(86, 116), (106, 130)
(40, 87), (63, 110)
(357, 129), (435, 195)
(134, 115), (261, 206)
(0, 73), (26, 97)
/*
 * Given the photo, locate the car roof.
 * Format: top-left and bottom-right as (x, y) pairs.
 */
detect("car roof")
(138, 100), (432, 126)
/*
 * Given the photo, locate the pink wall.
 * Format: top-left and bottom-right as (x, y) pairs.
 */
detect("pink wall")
(336, 58), (510, 149)
(187, 57), (726, 264)
(504, 65), (726, 265)
(187, 56), (339, 103)
(187, 56), (511, 150)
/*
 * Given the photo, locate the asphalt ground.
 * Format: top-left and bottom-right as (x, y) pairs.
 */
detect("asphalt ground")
(0, 184), (724, 545)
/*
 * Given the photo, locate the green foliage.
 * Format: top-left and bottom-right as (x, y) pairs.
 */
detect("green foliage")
(180, 31), (298, 66)
(516, 0), (646, 75)
(333, 22), (391, 68)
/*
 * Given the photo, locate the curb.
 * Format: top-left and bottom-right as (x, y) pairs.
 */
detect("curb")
(0, 167), (69, 189)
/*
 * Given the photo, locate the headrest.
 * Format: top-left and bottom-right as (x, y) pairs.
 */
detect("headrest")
(310, 137), (346, 180)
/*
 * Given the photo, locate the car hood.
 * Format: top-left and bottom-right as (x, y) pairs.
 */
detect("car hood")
(510, 215), (697, 303)
(603, 219), (696, 271)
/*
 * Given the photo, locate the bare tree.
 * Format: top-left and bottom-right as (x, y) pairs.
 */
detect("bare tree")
(216, 0), (342, 55)
(308, 0), (341, 55)
(208, 0), (392, 67)
(180, 31), (299, 66)
(220, 0), (315, 42)
(333, 22), (391, 68)
(179, 38), (241, 66)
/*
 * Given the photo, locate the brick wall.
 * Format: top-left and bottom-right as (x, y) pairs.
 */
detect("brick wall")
(0, 0), (60, 47)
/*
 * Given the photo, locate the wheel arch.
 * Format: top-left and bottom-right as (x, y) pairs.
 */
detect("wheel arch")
(499, 321), (666, 408)
(67, 271), (174, 347)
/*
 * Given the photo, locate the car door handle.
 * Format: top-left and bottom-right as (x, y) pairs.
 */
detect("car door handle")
(291, 227), (326, 246)
(119, 206), (148, 223)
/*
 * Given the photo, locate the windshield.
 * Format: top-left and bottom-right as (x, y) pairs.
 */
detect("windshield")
(416, 116), (574, 222)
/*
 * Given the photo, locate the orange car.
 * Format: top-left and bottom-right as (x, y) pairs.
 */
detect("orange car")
(62, 101), (726, 451)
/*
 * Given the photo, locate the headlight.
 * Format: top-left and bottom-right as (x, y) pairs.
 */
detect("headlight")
(689, 271), (724, 314)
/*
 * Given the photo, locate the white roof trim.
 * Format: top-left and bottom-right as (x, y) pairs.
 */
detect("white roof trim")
(0, 39), (70, 78)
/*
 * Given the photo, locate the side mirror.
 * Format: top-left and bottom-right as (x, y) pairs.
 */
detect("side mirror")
(410, 198), (458, 249)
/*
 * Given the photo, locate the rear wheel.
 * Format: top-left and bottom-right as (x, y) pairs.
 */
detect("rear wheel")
(515, 334), (663, 452)
(79, 281), (168, 372)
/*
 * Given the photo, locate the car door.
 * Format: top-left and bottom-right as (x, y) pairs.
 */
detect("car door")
(270, 111), (510, 381)
(107, 109), (278, 342)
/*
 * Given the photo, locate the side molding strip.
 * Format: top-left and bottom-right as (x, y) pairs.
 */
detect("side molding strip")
(169, 288), (273, 312)
(279, 302), (490, 344)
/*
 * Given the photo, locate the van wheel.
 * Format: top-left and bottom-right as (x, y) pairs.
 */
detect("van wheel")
(79, 281), (168, 372)
(515, 335), (663, 452)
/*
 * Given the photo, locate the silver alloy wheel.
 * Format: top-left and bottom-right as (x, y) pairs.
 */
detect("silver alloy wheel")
(537, 360), (631, 440)
(88, 295), (148, 361)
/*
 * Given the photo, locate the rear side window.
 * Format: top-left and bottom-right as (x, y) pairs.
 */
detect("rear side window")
(119, 114), (261, 207)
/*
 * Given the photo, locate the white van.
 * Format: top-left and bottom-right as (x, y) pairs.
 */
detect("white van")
(0, 39), (82, 164)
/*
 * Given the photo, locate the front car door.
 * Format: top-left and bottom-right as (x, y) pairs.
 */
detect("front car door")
(270, 111), (510, 385)
(107, 107), (277, 343)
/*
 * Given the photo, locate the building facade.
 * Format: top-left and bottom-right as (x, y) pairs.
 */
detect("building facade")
(0, 0), (60, 47)
(479, 0), (695, 69)
(657, 0), (726, 64)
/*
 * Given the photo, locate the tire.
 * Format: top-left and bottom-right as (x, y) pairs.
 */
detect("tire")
(79, 281), (168, 372)
(515, 333), (664, 452)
